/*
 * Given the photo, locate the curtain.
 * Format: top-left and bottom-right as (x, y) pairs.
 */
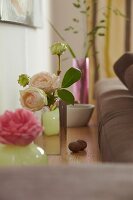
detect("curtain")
(88, 0), (132, 101)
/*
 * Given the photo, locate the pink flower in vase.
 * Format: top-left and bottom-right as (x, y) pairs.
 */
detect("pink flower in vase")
(0, 109), (43, 146)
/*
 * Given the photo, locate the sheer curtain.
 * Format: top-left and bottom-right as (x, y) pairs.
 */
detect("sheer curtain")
(0, 1), (51, 114)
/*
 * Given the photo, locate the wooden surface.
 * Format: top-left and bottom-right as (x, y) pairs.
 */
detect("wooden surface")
(35, 110), (101, 165)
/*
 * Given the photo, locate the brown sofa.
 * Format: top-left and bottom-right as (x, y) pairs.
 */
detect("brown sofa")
(95, 53), (133, 162)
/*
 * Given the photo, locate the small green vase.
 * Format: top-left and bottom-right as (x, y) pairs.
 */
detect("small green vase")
(41, 101), (67, 155)
(42, 108), (59, 136)
(0, 143), (48, 166)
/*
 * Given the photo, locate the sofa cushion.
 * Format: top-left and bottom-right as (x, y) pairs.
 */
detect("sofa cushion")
(113, 52), (133, 87)
(95, 78), (133, 162)
(124, 64), (133, 92)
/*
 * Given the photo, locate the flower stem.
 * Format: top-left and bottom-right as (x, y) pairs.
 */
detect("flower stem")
(57, 55), (61, 76)
(66, 44), (76, 58)
(49, 20), (76, 58)
(85, 43), (92, 58)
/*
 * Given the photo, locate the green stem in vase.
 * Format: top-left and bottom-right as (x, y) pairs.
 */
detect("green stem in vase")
(49, 20), (76, 58)
(57, 55), (61, 76)
(66, 44), (76, 58)
(85, 42), (93, 58)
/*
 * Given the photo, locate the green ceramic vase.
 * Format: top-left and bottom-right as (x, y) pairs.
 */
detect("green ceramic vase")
(42, 108), (59, 136)
(0, 143), (48, 166)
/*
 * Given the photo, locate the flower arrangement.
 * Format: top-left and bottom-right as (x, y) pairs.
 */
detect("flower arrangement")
(18, 42), (81, 112)
(0, 109), (42, 146)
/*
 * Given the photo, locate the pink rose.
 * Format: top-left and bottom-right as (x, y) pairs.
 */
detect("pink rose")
(20, 87), (47, 111)
(0, 109), (43, 146)
(29, 72), (60, 93)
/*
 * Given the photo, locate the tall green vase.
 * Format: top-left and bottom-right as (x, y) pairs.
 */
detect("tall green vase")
(0, 143), (48, 166)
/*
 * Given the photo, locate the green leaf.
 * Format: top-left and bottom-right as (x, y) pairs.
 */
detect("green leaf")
(61, 67), (81, 88)
(57, 89), (74, 105)
(98, 33), (105, 36)
(73, 18), (79, 23)
(73, 3), (80, 8)
(113, 8), (127, 17)
(86, 6), (90, 10)
(64, 28), (70, 31)
(80, 10), (87, 14)
(87, 25), (106, 36)
(100, 20), (105, 23)
(64, 26), (74, 31)
(73, 31), (78, 34)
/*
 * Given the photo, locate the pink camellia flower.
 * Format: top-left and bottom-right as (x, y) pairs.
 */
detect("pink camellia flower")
(29, 72), (60, 93)
(20, 87), (47, 111)
(0, 109), (43, 146)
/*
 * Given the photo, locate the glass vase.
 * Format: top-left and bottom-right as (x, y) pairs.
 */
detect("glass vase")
(72, 57), (89, 104)
(42, 100), (67, 155)
(0, 143), (48, 166)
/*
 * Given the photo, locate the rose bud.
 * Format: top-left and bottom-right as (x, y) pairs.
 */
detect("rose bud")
(50, 42), (67, 56)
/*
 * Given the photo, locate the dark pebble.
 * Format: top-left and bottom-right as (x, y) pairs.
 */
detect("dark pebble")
(68, 141), (82, 153)
(77, 140), (87, 150)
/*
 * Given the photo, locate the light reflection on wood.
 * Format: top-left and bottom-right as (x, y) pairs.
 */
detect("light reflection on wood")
(43, 135), (60, 155)
(35, 134), (60, 155)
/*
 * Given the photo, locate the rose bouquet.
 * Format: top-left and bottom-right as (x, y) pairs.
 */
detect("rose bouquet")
(18, 42), (81, 112)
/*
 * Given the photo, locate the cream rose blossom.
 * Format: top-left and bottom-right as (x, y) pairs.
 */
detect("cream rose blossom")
(29, 72), (60, 93)
(20, 87), (47, 112)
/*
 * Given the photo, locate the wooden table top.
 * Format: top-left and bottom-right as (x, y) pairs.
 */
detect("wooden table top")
(35, 110), (101, 165)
